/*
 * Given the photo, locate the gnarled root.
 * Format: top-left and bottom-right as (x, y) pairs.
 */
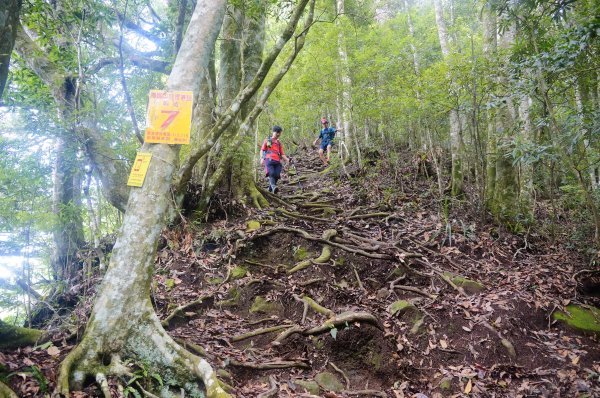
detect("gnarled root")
(56, 315), (231, 398)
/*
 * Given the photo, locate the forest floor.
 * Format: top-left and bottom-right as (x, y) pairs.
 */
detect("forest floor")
(2, 145), (600, 398)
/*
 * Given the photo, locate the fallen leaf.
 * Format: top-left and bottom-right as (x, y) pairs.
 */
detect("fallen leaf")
(462, 326), (472, 332)
(465, 379), (472, 394)
(440, 339), (448, 349)
(47, 346), (60, 356)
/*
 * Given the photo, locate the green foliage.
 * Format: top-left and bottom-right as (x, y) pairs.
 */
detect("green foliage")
(123, 361), (164, 398)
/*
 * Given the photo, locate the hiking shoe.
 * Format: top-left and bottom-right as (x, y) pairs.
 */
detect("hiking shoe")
(273, 186), (279, 194)
(267, 186), (272, 192)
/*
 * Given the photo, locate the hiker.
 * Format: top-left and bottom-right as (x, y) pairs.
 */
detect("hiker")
(260, 125), (291, 194)
(312, 118), (341, 165)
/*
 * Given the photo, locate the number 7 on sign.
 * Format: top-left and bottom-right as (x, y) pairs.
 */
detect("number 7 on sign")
(160, 110), (180, 129)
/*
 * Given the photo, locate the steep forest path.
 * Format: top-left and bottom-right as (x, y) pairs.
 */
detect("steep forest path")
(3, 147), (600, 397)
(155, 146), (600, 397)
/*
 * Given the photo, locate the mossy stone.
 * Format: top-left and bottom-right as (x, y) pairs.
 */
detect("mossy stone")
(246, 220), (261, 232)
(553, 304), (600, 335)
(389, 300), (425, 334)
(231, 266), (247, 279)
(295, 379), (320, 395)
(315, 371), (344, 392)
(207, 277), (223, 285)
(389, 300), (417, 316)
(249, 296), (280, 314)
(443, 272), (485, 294)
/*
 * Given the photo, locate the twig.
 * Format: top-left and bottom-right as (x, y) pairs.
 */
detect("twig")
(352, 265), (366, 292)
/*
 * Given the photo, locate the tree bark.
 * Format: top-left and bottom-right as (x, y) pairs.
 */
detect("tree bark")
(0, 0), (21, 98)
(56, 2), (231, 397)
(433, 0), (464, 196)
(0, 319), (45, 349)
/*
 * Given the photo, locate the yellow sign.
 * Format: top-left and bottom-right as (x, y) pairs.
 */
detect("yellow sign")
(127, 152), (153, 187)
(145, 90), (193, 144)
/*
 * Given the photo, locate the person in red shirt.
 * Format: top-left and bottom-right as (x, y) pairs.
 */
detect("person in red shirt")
(260, 125), (291, 193)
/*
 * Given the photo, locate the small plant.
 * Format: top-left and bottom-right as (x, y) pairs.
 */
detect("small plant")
(122, 361), (164, 397)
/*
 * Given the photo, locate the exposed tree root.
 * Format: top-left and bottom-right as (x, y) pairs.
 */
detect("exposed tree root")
(481, 321), (517, 359)
(230, 325), (293, 342)
(257, 376), (278, 398)
(298, 277), (325, 286)
(162, 293), (216, 327)
(0, 380), (18, 398)
(254, 227), (391, 259)
(346, 212), (391, 220)
(276, 208), (330, 222)
(329, 362), (350, 389)
(273, 311), (382, 344)
(56, 312), (231, 398)
(229, 359), (309, 369)
(390, 283), (437, 300)
(343, 389), (388, 397)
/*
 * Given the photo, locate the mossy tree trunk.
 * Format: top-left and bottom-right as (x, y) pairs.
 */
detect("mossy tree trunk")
(196, 4), (268, 214)
(56, 3), (231, 397)
(0, 0), (21, 98)
(0, 320), (44, 349)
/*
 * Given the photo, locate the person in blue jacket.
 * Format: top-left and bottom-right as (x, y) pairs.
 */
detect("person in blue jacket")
(312, 118), (341, 166)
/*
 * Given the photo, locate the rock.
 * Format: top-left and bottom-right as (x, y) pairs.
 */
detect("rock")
(388, 300), (417, 315)
(376, 288), (390, 300)
(553, 304), (600, 335)
(249, 296), (281, 314)
(315, 371), (344, 392)
(443, 272), (485, 294)
(294, 379), (320, 395)
(388, 299), (425, 334)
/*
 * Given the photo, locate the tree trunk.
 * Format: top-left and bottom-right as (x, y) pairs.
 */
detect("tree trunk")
(335, 0), (358, 165)
(0, 319), (45, 349)
(56, 2), (231, 397)
(0, 0), (21, 98)
(433, 0), (463, 196)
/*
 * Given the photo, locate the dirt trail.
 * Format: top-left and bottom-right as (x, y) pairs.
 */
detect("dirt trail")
(158, 148), (600, 397)
(3, 147), (600, 397)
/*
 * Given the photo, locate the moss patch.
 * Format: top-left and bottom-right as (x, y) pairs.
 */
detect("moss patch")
(218, 288), (241, 307)
(295, 379), (320, 395)
(553, 304), (600, 334)
(294, 246), (309, 261)
(231, 266), (248, 279)
(246, 220), (261, 232)
(249, 296), (281, 314)
(315, 371), (344, 392)
(443, 272), (485, 294)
